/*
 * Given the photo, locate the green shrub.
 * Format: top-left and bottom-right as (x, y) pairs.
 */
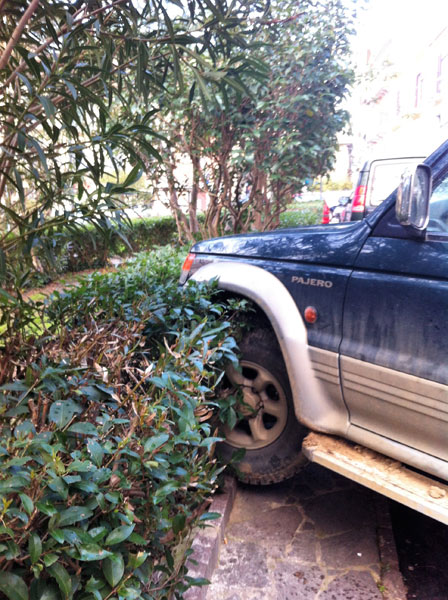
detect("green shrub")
(122, 216), (178, 253)
(47, 216), (178, 272)
(0, 247), (242, 599)
(3, 216), (179, 288)
(279, 200), (323, 227)
(308, 178), (352, 192)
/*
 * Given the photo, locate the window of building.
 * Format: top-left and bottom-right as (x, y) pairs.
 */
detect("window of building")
(415, 73), (424, 108)
(436, 55), (447, 95)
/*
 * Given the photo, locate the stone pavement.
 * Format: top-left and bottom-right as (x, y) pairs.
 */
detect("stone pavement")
(204, 463), (405, 600)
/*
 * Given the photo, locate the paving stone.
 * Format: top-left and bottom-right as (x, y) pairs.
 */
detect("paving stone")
(288, 529), (319, 562)
(319, 570), (382, 600)
(304, 488), (376, 536)
(226, 505), (302, 544)
(204, 472), (404, 600)
(274, 562), (326, 599)
(210, 540), (269, 588)
(207, 592), (245, 600)
(294, 463), (340, 493)
(208, 591), (273, 600)
(319, 527), (380, 570)
(229, 481), (292, 522)
(287, 482), (316, 500)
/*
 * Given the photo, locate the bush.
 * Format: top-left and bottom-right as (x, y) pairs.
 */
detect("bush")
(120, 217), (179, 253)
(309, 178), (352, 192)
(0, 247), (242, 599)
(279, 201), (323, 227)
(44, 216), (178, 272)
(3, 216), (179, 289)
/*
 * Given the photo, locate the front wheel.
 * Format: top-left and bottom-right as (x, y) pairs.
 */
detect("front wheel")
(218, 329), (308, 484)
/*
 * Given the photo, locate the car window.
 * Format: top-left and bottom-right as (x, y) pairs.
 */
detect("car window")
(428, 174), (448, 233)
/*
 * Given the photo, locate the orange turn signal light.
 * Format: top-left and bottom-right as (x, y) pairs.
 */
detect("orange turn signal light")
(182, 252), (196, 272)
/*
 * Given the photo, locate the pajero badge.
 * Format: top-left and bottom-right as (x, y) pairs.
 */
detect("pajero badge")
(291, 276), (333, 288)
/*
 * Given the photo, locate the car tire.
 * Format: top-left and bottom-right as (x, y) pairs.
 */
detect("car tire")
(218, 328), (308, 484)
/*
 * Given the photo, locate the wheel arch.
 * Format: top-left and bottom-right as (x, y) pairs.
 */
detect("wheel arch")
(191, 261), (349, 434)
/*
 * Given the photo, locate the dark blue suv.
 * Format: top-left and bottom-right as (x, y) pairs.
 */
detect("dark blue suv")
(180, 139), (448, 524)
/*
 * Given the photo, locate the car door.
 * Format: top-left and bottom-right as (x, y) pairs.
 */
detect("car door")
(340, 175), (448, 461)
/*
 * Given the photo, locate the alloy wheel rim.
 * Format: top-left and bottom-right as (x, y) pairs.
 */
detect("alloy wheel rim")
(223, 360), (288, 450)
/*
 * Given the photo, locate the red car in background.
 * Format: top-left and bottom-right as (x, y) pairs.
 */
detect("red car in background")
(321, 194), (351, 224)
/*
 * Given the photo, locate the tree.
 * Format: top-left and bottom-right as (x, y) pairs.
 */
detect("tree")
(0, 0), (267, 285)
(148, 0), (354, 239)
(0, 0), (271, 337)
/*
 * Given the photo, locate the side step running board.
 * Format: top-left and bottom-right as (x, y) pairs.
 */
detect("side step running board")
(302, 432), (448, 525)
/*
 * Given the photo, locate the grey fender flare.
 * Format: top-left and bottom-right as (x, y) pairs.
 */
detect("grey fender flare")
(191, 261), (349, 434)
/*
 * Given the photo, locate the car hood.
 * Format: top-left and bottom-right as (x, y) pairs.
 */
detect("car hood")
(192, 221), (372, 267)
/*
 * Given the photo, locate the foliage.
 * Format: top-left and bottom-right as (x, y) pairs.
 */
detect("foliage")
(308, 179), (352, 192)
(279, 200), (323, 228)
(0, 247), (243, 599)
(35, 216), (178, 279)
(0, 214), (179, 337)
(147, 0), (354, 239)
(0, 0), (269, 295)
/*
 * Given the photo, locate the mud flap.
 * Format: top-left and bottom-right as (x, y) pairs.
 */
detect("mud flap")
(302, 432), (448, 525)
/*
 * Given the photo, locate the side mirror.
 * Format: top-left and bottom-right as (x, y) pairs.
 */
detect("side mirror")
(396, 164), (432, 231)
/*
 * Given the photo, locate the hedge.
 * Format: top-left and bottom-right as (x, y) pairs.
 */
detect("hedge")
(3, 216), (178, 289)
(0, 247), (244, 599)
(279, 200), (323, 227)
(39, 216), (178, 272)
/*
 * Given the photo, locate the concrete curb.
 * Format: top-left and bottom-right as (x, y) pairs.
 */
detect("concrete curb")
(375, 496), (407, 600)
(184, 476), (237, 600)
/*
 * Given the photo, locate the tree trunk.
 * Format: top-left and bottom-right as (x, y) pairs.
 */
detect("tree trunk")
(166, 166), (193, 243)
(188, 157), (200, 235)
